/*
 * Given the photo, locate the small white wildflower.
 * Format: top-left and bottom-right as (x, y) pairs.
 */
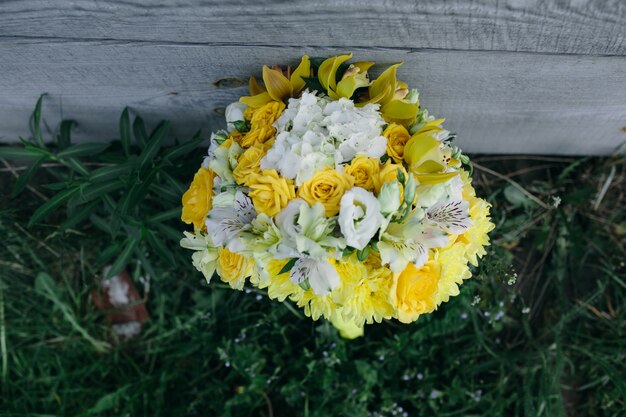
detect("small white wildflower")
(522, 307), (531, 314)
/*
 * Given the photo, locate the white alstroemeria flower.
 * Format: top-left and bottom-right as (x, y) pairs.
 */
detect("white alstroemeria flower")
(240, 213), (285, 267)
(290, 257), (340, 295)
(425, 198), (472, 234)
(224, 102), (247, 132)
(180, 231), (219, 283)
(275, 199), (345, 259)
(415, 175), (464, 208)
(208, 140), (242, 183)
(378, 181), (402, 216)
(378, 209), (449, 273)
(339, 187), (384, 250)
(205, 191), (256, 253)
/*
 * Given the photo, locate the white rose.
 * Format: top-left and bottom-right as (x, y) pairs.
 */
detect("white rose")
(225, 102), (247, 132)
(338, 187), (384, 250)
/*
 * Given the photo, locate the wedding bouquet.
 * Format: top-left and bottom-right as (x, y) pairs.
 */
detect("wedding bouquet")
(180, 54), (494, 337)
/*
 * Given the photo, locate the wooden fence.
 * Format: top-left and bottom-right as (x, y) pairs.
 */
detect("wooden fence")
(0, 0), (625, 154)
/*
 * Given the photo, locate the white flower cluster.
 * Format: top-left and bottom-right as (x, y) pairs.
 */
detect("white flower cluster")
(261, 91), (387, 185)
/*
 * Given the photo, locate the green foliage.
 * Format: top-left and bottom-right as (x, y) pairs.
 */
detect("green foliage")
(0, 103), (625, 416)
(0, 96), (205, 278)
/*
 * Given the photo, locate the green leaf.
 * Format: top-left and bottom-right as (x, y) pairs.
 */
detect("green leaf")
(162, 134), (204, 162)
(356, 246), (370, 262)
(42, 182), (70, 191)
(77, 180), (124, 203)
(139, 121), (169, 173)
(89, 163), (133, 183)
(154, 223), (184, 242)
(31, 94), (45, 147)
(133, 116), (148, 149)
(91, 214), (113, 235)
(12, 156), (46, 197)
(0, 146), (50, 161)
(302, 76), (325, 93)
(57, 143), (110, 159)
(61, 200), (99, 230)
(117, 170), (157, 216)
(97, 242), (120, 265)
(279, 258), (297, 275)
(233, 120), (250, 133)
(35, 272), (110, 353)
(146, 230), (175, 265)
(28, 186), (80, 227)
(57, 120), (76, 150)
(62, 157), (90, 176)
(148, 207), (181, 223)
(120, 107), (131, 157)
(105, 237), (139, 279)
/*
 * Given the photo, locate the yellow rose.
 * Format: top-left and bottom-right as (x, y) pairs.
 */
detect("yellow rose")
(233, 141), (271, 186)
(391, 261), (441, 323)
(241, 101), (285, 147)
(344, 155), (379, 191)
(181, 167), (215, 231)
(216, 248), (253, 290)
(248, 169), (296, 217)
(374, 160), (408, 194)
(382, 123), (411, 164)
(297, 169), (354, 216)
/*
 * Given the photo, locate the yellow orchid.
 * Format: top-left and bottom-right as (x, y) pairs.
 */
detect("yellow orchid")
(404, 131), (446, 173)
(317, 53), (374, 100)
(364, 63), (420, 126)
(240, 55), (312, 107)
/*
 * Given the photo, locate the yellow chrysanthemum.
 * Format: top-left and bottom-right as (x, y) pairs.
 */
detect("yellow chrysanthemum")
(181, 167), (215, 231)
(334, 255), (395, 326)
(256, 259), (304, 302)
(433, 243), (472, 305)
(458, 172), (496, 266)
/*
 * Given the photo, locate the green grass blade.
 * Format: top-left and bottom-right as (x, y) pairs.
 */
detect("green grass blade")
(119, 107), (131, 157)
(105, 237), (139, 279)
(28, 187), (80, 227)
(11, 156), (46, 197)
(139, 121), (170, 173)
(133, 116), (148, 149)
(57, 120), (76, 150)
(57, 143), (110, 159)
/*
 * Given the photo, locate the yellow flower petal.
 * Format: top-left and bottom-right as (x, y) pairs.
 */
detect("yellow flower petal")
(368, 63), (402, 105)
(335, 72), (370, 99)
(248, 75), (265, 96)
(381, 100), (420, 124)
(414, 171), (460, 185)
(262, 65), (292, 101)
(240, 91), (273, 108)
(318, 53), (352, 92)
(404, 132), (446, 173)
(353, 61), (375, 73)
(290, 55), (312, 93)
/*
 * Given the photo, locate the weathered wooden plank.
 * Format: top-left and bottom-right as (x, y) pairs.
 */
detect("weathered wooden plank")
(1, 41), (624, 155)
(0, 0), (625, 55)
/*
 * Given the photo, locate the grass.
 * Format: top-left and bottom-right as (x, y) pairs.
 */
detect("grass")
(0, 133), (625, 415)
